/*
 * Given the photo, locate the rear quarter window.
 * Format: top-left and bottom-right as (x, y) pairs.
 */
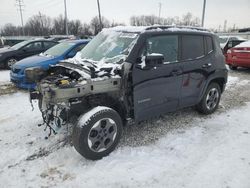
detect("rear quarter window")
(181, 35), (205, 61)
(206, 36), (214, 54)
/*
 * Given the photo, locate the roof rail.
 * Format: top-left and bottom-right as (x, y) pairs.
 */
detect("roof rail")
(145, 25), (210, 32)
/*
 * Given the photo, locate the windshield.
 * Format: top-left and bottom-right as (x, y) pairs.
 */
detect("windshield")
(43, 42), (75, 57)
(11, 40), (30, 50)
(219, 37), (228, 44)
(80, 30), (138, 63)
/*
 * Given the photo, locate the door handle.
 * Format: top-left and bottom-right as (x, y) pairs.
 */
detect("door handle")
(202, 63), (212, 69)
(171, 69), (182, 76)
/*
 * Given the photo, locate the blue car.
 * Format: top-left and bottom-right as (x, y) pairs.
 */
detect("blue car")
(10, 39), (90, 89)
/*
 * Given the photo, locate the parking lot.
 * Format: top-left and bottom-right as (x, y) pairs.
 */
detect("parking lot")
(0, 68), (250, 188)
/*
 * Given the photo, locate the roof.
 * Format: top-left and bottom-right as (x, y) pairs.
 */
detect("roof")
(107, 25), (212, 34)
(60, 39), (90, 44)
(25, 38), (58, 42)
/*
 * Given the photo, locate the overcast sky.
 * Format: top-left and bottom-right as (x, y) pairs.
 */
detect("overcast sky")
(0, 0), (249, 29)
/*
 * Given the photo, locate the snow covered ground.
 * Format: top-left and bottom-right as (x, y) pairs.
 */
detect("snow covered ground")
(0, 69), (250, 188)
(0, 70), (10, 86)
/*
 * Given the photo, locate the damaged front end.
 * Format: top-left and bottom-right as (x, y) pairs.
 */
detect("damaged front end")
(27, 61), (122, 137)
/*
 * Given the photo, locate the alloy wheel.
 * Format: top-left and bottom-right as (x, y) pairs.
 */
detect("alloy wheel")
(87, 118), (117, 153)
(7, 58), (17, 68)
(206, 88), (219, 110)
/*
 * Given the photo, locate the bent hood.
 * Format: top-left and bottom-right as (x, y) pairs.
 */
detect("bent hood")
(15, 54), (60, 68)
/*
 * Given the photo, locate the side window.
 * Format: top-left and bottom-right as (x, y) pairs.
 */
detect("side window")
(144, 35), (178, 63)
(206, 36), (213, 54)
(24, 42), (43, 51)
(43, 41), (56, 49)
(181, 35), (205, 60)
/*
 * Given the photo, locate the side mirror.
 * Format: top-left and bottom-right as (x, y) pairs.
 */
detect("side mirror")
(138, 54), (164, 69)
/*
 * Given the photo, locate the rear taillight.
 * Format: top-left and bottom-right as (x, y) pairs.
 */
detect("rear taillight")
(227, 49), (232, 54)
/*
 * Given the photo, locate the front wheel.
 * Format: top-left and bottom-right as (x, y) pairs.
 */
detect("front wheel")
(6, 57), (17, 69)
(72, 106), (123, 160)
(196, 82), (221, 114)
(229, 65), (237, 70)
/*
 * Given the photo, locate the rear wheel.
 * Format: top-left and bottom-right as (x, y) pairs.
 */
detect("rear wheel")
(72, 106), (123, 160)
(229, 65), (237, 70)
(196, 82), (221, 114)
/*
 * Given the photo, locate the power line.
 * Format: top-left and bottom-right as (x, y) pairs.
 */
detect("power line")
(22, 0), (63, 17)
(16, 0), (25, 35)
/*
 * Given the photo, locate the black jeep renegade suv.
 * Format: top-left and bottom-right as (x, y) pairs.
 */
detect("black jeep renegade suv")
(28, 26), (228, 160)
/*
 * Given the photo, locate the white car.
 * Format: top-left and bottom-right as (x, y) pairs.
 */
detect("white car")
(219, 36), (246, 49)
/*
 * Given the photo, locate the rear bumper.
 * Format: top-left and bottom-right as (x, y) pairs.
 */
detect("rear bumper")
(10, 72), (36, 90)
(226, 55), (250, 67)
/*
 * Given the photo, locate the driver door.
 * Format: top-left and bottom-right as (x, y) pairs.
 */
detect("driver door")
(19, 41), (43, 59)
(132, 34), (183, 122)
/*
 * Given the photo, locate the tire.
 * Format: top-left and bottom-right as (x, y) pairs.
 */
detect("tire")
(229, 65), (237, 70)
(196, 82), (221, 115)
(72, 106), (123, 160)
(5, 57), (17, 69)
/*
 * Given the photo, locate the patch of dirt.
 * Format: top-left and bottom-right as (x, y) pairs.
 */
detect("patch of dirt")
(0, 84), (18, 95)
(26, 136), (70, 161)
(40, 167), (75, 182)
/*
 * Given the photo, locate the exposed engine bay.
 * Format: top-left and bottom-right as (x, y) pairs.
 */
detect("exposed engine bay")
(28, 61), (123, 137)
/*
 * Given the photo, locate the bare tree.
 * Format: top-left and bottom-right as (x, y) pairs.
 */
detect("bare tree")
(68, 19), (82, 35)
(1, 13), (123, 37)
(130, 13), (201, 27)
(110, 21), (125, 27)
(1, 23), (18, 36)
(181, 12), (200, 26)
(24, 13), (52, 36)
(53, 15), (65, 35)
(90, 16), (110, 35)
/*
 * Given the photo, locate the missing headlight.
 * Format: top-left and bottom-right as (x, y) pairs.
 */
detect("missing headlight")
(25, 67), (48, 83)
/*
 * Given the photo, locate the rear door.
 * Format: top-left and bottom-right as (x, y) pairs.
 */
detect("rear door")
(180, 35), (215, 107)
(132, 34), (183, 121)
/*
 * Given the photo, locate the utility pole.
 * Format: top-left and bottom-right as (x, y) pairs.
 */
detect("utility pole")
(158, 2), (162, 19)
(16, 0), (25, 35)
(97, 0), (103, 31)
(38, 12), (44, 36)
(223, 20), (227, 32)
(201, 0), (206, 27)
(158, 2), (162, 24)
(64, 0), (68, 35)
